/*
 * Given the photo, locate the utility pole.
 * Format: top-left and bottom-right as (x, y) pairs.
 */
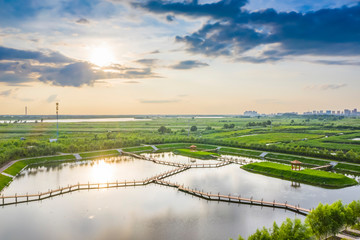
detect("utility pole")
(56, 102), (59, 139)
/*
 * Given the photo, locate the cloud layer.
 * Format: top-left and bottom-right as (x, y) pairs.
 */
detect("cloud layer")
(0, 46), (159, 87)
(137, 0), (360, 63)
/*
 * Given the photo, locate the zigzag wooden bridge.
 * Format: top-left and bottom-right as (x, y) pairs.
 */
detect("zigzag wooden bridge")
(0, 152), (311, 215)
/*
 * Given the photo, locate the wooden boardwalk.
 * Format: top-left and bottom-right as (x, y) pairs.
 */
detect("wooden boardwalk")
(155, 179), (310, 216)
(311, 165), (332, 170)
(0, 152), (311, 215)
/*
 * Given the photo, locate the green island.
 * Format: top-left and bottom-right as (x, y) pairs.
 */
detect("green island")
(173, 148), (219, 159)
(241, 161), (358, 188)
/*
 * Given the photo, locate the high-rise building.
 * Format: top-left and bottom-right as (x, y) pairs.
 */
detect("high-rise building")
(344, 109), (351, 115)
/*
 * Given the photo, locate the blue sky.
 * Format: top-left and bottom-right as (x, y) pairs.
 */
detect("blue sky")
(0, 0), (359, 114)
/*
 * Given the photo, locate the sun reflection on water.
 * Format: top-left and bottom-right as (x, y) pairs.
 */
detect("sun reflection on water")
(90, 160), (114, 183)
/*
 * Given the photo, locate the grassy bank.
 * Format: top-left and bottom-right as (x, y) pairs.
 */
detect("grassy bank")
(334, 163), (360, 173)
(122, 146), (153, 152)
(0, 174), (12, 191)
(3, 155), (76, 177)
(173, 149), (219, 159)
(242, 162), (358, 188)
(265, 153), (330, 166)
(80, 150), (120, 158)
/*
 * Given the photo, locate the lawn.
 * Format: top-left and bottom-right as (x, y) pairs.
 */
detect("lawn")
(242, 162), (358, 188)
(265, 153), (330, 166)
(173, 149), (219, 159)
(80, 150), (120, 158)
(334, 163), (360, 173)
(0, 174), (12, 191)
(4, 155), (76, 176)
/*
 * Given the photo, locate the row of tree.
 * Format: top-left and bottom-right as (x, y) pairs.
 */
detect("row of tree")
(232, 200), (360, 240)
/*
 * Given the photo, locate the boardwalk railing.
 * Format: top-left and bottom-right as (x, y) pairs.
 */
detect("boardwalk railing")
(156, 179), (311, 216)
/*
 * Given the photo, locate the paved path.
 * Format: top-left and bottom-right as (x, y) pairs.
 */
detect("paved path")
(150, 145), (159, 151)
(1, 172), (14, 178)
(259, 152), (268, 158)
(73, 154), (82, 160)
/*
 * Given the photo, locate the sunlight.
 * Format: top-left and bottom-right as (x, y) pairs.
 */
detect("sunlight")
(90, 160), (114, 183)
(90, 44), (115, 67)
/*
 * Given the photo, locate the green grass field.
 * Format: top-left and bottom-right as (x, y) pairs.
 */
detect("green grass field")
(80, 150), (120, 158)
(173, 149), (219, 159)
(4, 155), (76, 176)
(0, 115), (359, 167)
(242, 162), (358, 188)
(0, 174), (12, 191)
(265, 153), (330, 166)
(334, 163), (360, 173)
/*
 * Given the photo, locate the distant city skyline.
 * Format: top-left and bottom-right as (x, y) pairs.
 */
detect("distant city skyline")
(0, 0), (359, 114)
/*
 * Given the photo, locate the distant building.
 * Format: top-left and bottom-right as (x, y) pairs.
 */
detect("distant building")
(352, 109), (358, 115)
(344, 109), (351, 115)
(326, 110), (331, 115)
(244, 111), (259, 117)
(337, 111), (341, 115)
(332, 111), (335, 115)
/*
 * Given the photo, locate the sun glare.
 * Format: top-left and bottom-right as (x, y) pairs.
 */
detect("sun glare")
(90, 45), (115, 67)
(91, 160), (114, 183)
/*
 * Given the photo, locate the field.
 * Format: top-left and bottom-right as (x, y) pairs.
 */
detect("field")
(242, 162), (358, 188)
(0, 115), (359, 168)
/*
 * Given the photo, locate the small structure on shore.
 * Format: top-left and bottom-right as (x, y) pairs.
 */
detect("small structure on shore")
(190, 145), (197, 151)
(291, 160), (302, 171)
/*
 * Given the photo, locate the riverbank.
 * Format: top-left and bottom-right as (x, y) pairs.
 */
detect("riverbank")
(242, 162), (358, 188)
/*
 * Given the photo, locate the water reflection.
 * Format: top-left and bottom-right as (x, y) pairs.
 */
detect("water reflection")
(0, 152), (359, 240)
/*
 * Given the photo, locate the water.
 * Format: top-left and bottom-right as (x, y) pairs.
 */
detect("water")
(0, 118), (151, 123)
(0, 153), (358, 240)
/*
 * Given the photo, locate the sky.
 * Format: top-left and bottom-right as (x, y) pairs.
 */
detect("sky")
(0, 0), (359, 115)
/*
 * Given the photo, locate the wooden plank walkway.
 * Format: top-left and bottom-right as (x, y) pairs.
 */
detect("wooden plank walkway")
(311, 165), (332, 170)
(156, 179), (311, 216)
(0, 151), (311, 215)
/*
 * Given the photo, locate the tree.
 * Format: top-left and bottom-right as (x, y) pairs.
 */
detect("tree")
(205, 126), (213, 130)
(237, 219), (310, 240)
(190, 126), (197, 132)
(306, 201), (346, 239)
(344, 201), (360, 229)
(158, 126), (167, 134)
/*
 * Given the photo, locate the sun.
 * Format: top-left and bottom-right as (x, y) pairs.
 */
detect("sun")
(90, 45), (115, 67)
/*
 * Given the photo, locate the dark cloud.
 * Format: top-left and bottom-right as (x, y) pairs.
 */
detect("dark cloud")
(312, 59), (360, 66)
(76, 18), (90, 24)
(134, 0), (248, 19)
(171, 60), (209, 69)
(150, 50), (160, 54)
(137, 1), (360, 64)
(136, 58), (158, 66)
(0, 46), (72, 63)
(166, 15), (175, 21)
(0, 46), (159, 87)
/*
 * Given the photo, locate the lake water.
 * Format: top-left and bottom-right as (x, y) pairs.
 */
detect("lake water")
(1, 118), (151, 123)
(0, 153), (359, 240)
